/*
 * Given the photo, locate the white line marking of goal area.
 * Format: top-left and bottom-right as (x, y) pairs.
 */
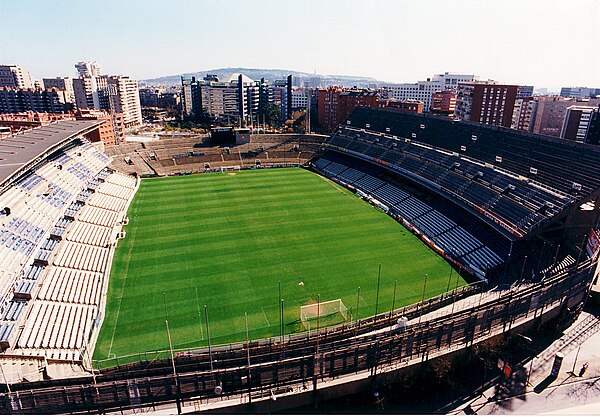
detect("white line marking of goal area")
(261, 307), (271, 327)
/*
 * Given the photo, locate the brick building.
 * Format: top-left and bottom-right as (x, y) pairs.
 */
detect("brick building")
(430, 90), (457, 116)
(455, 83), (518, 127)
(317, 88), (380, 131)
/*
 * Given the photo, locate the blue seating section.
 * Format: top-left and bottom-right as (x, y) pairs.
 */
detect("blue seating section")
(327, 125), (574, 237)
(16, 173), (44, 191)
(314, 158), (505, 276)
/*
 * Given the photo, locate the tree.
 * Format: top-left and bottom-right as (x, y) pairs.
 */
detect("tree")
(264, 103), (282, 126)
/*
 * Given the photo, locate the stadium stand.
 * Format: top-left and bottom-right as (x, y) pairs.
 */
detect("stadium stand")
(104, 134), (326, 177)
(326, 123), (574, 238)
(312, 158), (504, 278)
(345, 107), (600, 197)
(0, 122), (137, 363)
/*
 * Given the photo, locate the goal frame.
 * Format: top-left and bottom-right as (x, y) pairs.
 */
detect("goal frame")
(300, 298), (348, 330)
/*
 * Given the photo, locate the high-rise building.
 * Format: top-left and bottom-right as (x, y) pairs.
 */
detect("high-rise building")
(560, 105), (600, 144)
(380, 73), (477, 112)
(198, 73), (260, 125)
(105, 76), (142, 128)
(181, 76), (202, 117)
(73, 76), (101, 109)
(455, 82), (518, 127)
(0, 65), (33, 89)
(72, 62), (142, 128)
(75, 61), (102, 78)
(43, 77), (75, 104)
(560, 87), (600, 99)
(511, 96), (538, 132)
(532, 96), (600, 137)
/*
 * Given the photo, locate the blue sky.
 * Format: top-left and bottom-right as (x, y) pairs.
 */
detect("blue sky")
(0, 0), (598, 89)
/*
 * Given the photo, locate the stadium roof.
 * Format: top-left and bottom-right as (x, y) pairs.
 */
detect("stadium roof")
(0, 119), (103, 187)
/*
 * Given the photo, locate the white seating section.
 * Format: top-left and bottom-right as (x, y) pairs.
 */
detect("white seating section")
(37, 268), (102, 305)
(14, 171), (136, 360)
(0, 139), (111, 310)
(0, 136), (138, 362)
(314, 158), (505, 277)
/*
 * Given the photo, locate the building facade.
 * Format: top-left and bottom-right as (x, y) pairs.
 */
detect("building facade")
(0, 88), (68, 114)
(511, 96), (538, 132)
(385, 99), (423, 114)
(105, 76), (142, 128)
(532, 96), (600, 137)
(0, 112), (74, 133)
(317, 88), (381, 131)
(73, 62), (142, 129)
(181, 77), (202, 117)
(43, 77), (75, 104)
(430, 90), (457, 116)
(380, 73), (476, 112)
(560, 87), (600, 99)
(75, 109), (126, 147)
(517, 85), (534, 98)
(75, 61), (102, 78)
(560, 105), (600, 144)
(455, 82), (518, 127)
(0, 65), (33, 89)
(73, 76), (101, 110)
(291, 88), (309, 109)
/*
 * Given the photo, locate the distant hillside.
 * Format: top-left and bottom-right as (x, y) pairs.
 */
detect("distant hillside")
(141, 67), (379, 88)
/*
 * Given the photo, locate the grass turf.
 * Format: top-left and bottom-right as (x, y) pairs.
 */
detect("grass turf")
(93, 168), (465, 363)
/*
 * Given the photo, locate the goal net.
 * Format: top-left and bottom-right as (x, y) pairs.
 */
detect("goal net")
(300, 299), (348, 330)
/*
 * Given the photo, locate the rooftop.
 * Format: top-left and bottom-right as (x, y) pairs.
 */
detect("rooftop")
(0, 119), (103, 187)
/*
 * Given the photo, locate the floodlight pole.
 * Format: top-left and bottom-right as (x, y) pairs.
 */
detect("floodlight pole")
(446, 267), (453, 294)
(165, 319), (181, 414)
(195, 287), (203, 341)
(278, 281), (282, 338)
(163, 292), (168, 321)
(520, 255), (528, 282)
(553, 244), (561, 267)
(355, 286), (361, 334)
(316, 294), (321, 353)
(390, 280), (397, 325)
(419, 273), (428, 324)
(245, 312), (252, 404)
(375, 264), (381, 318)
(0, 360), (12, 394)
(537, 241), (547, 273)
(280, 298), (285, 343)
(451, 268), (461, 314)
(205, 305), (213, 372)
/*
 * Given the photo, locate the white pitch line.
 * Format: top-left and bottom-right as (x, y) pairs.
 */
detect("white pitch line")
(261, 307), (271, 327)
(107, 193), (143, 358)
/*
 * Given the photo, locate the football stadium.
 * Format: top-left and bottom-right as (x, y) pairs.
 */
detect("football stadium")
(0, 108), (599, 413)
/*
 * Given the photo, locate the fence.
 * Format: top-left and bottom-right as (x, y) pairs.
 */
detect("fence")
(0, 259), (594, 414)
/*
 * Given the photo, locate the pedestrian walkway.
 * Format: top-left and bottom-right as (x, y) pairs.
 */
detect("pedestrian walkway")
(450, 308), (600, 415)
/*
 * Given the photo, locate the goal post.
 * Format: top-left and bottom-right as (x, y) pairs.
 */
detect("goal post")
(300, 299), (348, 330)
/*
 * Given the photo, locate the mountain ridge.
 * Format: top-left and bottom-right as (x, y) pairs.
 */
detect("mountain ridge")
(141, 67), (379, 87)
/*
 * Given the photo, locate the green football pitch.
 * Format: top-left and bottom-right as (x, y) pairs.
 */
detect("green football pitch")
(93, 168), (465, 363)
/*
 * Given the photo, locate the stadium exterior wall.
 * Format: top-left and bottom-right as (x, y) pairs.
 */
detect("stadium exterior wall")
(0, 258), (595, 414)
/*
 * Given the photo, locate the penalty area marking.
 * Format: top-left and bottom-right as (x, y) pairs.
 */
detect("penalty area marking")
(261, 307), (271, 327)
